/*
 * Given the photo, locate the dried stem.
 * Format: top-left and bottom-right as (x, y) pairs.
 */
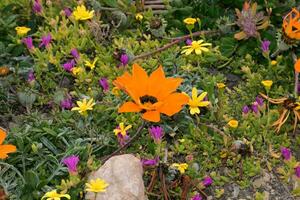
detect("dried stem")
(100, 121), (146, 163)
(132, 30), (219, 61)
(292, 52), (298, 98)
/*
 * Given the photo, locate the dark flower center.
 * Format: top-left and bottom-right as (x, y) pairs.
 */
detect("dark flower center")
(140, 95), (158, 104)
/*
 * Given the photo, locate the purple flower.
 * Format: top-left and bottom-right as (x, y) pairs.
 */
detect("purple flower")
(71, 48), (80, 60)
(149, 126), (163, 143)
(22, 37), (34, 50)
(32, 0), (42, 14)
(120, 54), (129, 66)
(63, 60), (75, 72)
(298, 83), (300, 94)
(202, 176), (213, 187)
(255, 96), (264, 107)
(186, 39), (192, 45)
(295, 166), (300, 178)
(242, 105), (250, 115)
(251, 102), (259, 114)
(28, 70), (35, 82)
(60, 96), (72, 110)
(281, 147), (291, 160)
(39, 33), (52, 48)
(141, 157), (159, 167)
(62, 155), (79, 174)
(99, 78), (109, 92)
(261, 40), (270, 53)
(117, 133), (130, 146)
(64, 7), (72, 17)
(191, 194), (202, 200)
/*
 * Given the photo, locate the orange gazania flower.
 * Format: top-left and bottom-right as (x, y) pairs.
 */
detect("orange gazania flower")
(282, 8), (300, 40)
(0, 128), (16, 159)
(113, 64), (189, 122)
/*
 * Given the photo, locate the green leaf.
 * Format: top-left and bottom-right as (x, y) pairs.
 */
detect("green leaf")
(219, 37), (237, 57)
(24, 170), (39, 189)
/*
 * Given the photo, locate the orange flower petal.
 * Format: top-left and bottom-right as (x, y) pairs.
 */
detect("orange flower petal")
(0, 144), (16, 159)
(295, 59), (300, 72)
(131, 63), (149, 97)
(142, 111), (160, 122)
(118, 102), (142, 113)
(0, 128), (6, 145)
(158, 93), (189, 116)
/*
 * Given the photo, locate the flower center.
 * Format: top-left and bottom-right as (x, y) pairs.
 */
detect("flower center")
(140, 95), (158, 105)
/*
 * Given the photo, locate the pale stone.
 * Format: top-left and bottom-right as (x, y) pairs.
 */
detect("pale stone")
(86, 154), (146, 200)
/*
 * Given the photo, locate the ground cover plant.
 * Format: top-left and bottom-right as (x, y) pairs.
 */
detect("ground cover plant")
(2, 0), (300, 199)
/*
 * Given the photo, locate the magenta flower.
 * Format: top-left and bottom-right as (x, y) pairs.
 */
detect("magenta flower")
(251, 102), (259, 114)
(120, 54), (129, 66)
(99, 78), (109, 92)
(60, 96), (73, 110)
(191, 194), (202, 200)
(202, 176), (213, 187)
(186, 39), (192, 45)
(63, 60), (75, 72)
(32, 0), (42, 14)
(295, 166), (300, 178)
(71, 48), (80, 60)
(281, 147), (291, 160)
(141, 157), (159, 167)
(261, 40), (270, 53)
(39, 33), (52, 48)
(28, 70), (35, 82)
(149, 126), (163, 143)
(62, 155), (79, 174)
(22, 37), (34, 50)
(242, 105), (250, 115)
(64, 7), (72, 17)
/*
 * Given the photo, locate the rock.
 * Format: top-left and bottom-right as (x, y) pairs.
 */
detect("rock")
(232, 184), (240, 198)
(86, 154), (146, 200)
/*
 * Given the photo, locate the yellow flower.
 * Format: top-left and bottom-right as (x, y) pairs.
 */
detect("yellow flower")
(181, 40), (211, 55)
(73, 5), (94, 21)
(172, 163), (188, 174)
(261, 80), (273, 89)
(187, 87), (210, 115)
(15, 26), (31, 36)
(216, 83), (226, 89)
(271, 60), (277, 66)
(113, 122), (132, 136)
(228, 119), (238, 128)
(135, 13), (143, 21)
(41, 190), (70, 200)
(112, 87), (120, 96)
(71, 98), (95, 116)
(86, 178), (109, 193)
(85, 58), (98, 70)
(183, 17), (197, 25)
(71, 67), (84, 76)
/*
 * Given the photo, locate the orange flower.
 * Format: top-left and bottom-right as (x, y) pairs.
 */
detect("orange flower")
(113, 64), (189, 122)
(295, 58), (300, 72)
(0, 128), (16, 159)
(282, 8), (300, 40)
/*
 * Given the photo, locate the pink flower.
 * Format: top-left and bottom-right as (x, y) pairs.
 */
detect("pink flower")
(281, 147), (291, 160)
(32, 0), (42, 14)
(191, 194), (202, 200)
(120, 54), (129, 66)
(39, 33), (52, 48)
(295, 166), (300, 178)
(63, 60), (75, 72)
(202, 176), (213, 187)
(62, 155), (79, 174)
(149, 126), (163, 143)
(22, 37), (34, 50)
(141, 157), (159, 167)
(99, 78), (109, 92)
(71, 48), (80, 60)
(64, 7), (72, 17)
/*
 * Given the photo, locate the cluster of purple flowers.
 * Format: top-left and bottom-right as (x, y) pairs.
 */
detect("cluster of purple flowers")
(190, 176), (213, 200)
(22, 33), (52, 51)
(242, 96), (264, 116)
(280, 147), (300, 178)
